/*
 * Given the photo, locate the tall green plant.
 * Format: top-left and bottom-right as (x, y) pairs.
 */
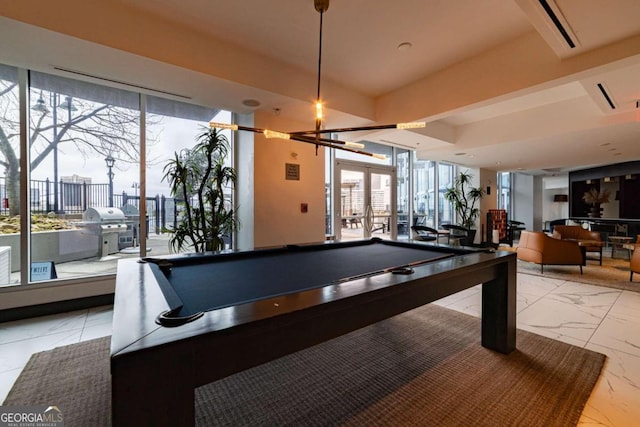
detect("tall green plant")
(162, 127), (238, 253)
(443, 171), (484, 229)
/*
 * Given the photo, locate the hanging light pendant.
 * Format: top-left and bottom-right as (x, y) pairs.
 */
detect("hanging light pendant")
(211, 0), (425, 159)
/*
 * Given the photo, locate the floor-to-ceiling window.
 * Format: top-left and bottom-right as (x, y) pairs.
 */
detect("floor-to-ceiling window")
(0, 65), (20, 286)
(28, 71), (141, 282)
(438, 163), (455, 226)
(411, 155), (455, 230)
(146, 96), (231, 254)
(396, 149), (410, 238)
(334, 160), (396, 241)
(331, 141), (396, 241)
(498, 172), (511, 211)
(325, 146), (334, 237)
(0, 63), (234, 288)
(413, 156), (436, 228)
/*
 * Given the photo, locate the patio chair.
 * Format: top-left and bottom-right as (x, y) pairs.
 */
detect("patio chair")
(440, 224), (469, 245)
(411, 225), (439, 242)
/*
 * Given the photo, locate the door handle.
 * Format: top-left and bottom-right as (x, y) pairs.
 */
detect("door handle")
(364, 205), (373, 233)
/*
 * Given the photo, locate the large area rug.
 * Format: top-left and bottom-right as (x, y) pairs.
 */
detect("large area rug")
(4, 305), (605, 426)
(516, 250), (639, 292)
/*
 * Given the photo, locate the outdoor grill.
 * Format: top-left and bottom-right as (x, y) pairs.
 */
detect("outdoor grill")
(119, 204), (141, 250)
(77, 207), (128, 258)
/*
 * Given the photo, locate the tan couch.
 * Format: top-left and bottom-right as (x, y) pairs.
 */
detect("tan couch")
(517, 231), (584, 274)
(552, 225), (603, 265)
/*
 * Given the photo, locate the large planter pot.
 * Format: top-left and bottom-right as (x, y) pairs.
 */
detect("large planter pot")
(462, 229), (476, 246)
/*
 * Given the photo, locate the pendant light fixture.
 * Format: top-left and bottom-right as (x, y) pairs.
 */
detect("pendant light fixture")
(211, 0), (425, 159)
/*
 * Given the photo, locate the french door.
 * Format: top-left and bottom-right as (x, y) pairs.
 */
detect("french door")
(334, 160), (397, 241)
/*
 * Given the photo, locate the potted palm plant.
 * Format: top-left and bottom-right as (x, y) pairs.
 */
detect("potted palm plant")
(443, 171), (484, 244)
(163, 127), (238, 253)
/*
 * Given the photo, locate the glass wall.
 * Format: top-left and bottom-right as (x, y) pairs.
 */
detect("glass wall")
(399, 153), (457, 237)
(438, 163), (455, 226)
(0, 65), (19, 286)
(0, 63), (234, 287)
(413, 156), (436, 227)
(331, 143), (461, 241)
(411, 155), (455, 228)
(325, 148), (333, 238)
(498, 172), (511, 211)
(396, 149), (410, 238)
(28, 72), (141, 282)
(146, 96), (230, 254)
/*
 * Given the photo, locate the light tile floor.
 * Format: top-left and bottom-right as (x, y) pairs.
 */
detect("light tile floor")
(1, 274), (639, 426)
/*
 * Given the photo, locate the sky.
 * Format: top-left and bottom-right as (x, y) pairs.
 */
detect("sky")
(29, 111), (232, 201)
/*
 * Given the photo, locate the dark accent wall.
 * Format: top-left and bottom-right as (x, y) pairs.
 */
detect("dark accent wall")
(620, 178), (640, 219)
(569, 161), (640, 219)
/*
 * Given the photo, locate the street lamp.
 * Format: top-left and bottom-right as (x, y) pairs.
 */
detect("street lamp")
(31, 92), (76, 213)
(105, 154), (115, 207)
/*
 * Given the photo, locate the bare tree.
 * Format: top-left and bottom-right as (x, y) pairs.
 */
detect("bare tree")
(0, 80), (156, 216)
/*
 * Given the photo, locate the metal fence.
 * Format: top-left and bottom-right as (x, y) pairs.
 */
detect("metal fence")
(0, 177), (178, 234)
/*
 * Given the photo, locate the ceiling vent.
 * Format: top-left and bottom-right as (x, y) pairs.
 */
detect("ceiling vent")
(537, 0), (577, 49)
(596, 83), (616, 110)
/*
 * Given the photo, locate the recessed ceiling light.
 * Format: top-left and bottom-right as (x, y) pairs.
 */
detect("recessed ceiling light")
(397, 42), (412, 51)
(608, 148), (617, 151)
(242, 99), (261, 108)
(600, 142), (611, 146)
(454, 152), (467, 156)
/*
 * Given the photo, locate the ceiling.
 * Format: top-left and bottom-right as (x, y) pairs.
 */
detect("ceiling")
(1, 0), (640, 175)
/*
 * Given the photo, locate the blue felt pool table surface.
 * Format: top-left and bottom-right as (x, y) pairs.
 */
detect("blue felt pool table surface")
(146, 238), (460, 319)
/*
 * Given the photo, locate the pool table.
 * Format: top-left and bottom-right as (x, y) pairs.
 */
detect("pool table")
(110, 238), (516, 426)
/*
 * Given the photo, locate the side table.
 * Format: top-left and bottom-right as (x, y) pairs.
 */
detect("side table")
(608, 236), (633, 259)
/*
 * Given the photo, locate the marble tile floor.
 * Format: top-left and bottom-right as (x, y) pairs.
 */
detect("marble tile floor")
(1, 274), (639, 426)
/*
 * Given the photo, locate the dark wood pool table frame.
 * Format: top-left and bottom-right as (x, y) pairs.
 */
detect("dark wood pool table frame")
(110, 240), (516, 426)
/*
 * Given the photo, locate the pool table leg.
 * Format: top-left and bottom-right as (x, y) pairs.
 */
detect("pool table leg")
(481, 259), (516, 354)
(112, 346), (196, 427)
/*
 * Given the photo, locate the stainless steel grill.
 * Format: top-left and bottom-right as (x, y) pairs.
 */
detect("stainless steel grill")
(77, 207), (128, 258)
(119, 204), (140, 249)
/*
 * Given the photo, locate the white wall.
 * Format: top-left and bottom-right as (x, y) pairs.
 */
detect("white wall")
(541, 174), (569, 229)
(513, 173), (535, 231)
(252, 111), (326, 248)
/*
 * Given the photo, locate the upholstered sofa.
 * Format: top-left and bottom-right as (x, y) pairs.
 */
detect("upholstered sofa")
(516, 231), (584, 274)
(551, 225), (604, 265)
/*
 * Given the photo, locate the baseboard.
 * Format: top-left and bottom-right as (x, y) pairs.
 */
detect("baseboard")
(0, 294), (114, 323)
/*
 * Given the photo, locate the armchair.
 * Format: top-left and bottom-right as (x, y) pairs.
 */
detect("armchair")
(552, 225), (603, 265)
(517, 231), (584, 274)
